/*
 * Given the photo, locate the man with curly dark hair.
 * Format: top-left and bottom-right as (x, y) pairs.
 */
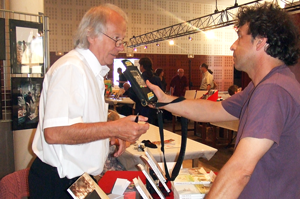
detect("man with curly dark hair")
(147, 2), (300, 198)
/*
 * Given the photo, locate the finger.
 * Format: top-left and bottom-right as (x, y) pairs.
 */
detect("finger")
(114, 140), (126, 157)
(146, 80), (154, 89)
(110, 137), (116, 145)
(138, 115), (148, 122)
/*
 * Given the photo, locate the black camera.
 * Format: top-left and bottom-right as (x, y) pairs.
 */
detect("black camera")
(121, 59), (157, 106)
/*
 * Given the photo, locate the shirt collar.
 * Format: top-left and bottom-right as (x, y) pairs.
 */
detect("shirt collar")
(75, 48), (110, 77)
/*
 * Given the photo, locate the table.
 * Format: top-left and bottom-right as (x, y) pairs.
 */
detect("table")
(209, 120), (239, 147)
(105, 97), (135, 114)
(117, 124), (217, 170)
(210, 120), (239, 132)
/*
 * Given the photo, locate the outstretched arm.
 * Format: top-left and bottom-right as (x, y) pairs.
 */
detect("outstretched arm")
(147, 80), (237, 122)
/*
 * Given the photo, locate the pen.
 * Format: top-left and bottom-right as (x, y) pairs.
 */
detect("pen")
(135, 113), (139, 123)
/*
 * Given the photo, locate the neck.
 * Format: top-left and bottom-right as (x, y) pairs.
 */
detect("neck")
(248, 56), (284, 86)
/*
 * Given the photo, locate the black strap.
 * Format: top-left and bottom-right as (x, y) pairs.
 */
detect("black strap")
(156, 97), (187, 181)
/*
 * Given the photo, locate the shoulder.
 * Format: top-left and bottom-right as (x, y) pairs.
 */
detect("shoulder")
(261, 67), (300, 103)
(48, 50), (85, 76)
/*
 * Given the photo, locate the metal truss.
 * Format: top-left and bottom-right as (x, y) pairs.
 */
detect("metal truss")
(128, 0), (300, 48)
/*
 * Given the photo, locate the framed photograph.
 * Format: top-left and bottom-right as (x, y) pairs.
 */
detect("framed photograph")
(9, 19), (43, 74)
(11, 77), (43, 130)
(0, 18), (5, 60)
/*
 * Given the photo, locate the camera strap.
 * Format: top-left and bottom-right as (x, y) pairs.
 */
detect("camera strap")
(155, 97), (187, 181)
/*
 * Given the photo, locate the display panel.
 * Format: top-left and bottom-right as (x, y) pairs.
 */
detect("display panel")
(0, 18), (5, 60)
(9, 19), (43, 74)
(11, 77), (43, 130)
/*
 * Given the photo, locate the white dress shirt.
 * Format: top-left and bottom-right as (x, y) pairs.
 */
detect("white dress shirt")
(32, 48), (110, 179)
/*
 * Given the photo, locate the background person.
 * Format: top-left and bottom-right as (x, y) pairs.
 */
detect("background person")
(29, 4), (149, 199)
(155, 68), (167, 92)
(139, 57), (162, 125)
(147, 3), (300, 198)
(199, 63), (214, 91)
(116, 67), (127, 88)
(228, 84), (241, 96)
(169, 68), (189, 97)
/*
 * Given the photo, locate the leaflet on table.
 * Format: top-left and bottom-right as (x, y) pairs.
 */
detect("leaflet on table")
(173, 167), (216, 185)
(152, 139), (179, 148)
(108, 178), (131, 198)
(67, 172), (109, 199)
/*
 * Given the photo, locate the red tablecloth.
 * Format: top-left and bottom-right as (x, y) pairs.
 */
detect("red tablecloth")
(98, 171), (174, 199)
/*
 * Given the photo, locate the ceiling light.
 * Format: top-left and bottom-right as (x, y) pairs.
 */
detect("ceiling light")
(156, 43), (160, 47)
(205, 31), (215, 39)
(169, 40), (174, 45)
(126, 53), (134, 57)
(133, 48), (137, 52)
(144, 46), (147, 49)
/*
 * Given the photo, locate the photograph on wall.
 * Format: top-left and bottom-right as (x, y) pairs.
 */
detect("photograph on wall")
(9, 19), (44, 74)
(11, 77), (43, 130)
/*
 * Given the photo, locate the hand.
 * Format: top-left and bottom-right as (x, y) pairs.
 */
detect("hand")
(111, 115), (149, 143)
(146, 80), (174, 108)
(110, 138), (126, 157)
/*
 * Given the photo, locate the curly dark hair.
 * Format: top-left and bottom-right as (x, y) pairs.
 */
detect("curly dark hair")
(235, 2), (300, 65)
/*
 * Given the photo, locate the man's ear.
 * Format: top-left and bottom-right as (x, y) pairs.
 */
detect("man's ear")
(256, 37), (267, 51)
(87, 36), (95, 44)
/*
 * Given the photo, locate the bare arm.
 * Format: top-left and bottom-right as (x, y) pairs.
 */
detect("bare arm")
(147, 81), (236, 122)
(206, 137), (274, 199)
(207, 84), (211, 91)
(44, 115), (149, 145)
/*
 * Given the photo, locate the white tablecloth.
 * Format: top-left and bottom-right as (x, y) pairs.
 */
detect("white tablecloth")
(118, 124), (218, 170)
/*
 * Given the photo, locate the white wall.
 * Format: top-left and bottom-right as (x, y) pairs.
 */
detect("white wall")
(44, 0), (237, 56)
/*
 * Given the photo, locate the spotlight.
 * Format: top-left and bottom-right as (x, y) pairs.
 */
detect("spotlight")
(188, 36), (193, 41)
(144, 46), (147, 49)
(169, 40), (174, 45)
(133, 48), (137, 52)
(156, 43), (160, 47)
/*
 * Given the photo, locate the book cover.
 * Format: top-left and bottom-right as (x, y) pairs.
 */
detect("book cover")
(67, 173), (109, 199)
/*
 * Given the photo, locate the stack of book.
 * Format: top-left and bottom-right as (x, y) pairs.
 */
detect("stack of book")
(172, 167), (216, 199)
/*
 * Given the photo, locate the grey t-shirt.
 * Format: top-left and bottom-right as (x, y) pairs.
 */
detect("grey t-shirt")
(222, 65), (300, 199)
